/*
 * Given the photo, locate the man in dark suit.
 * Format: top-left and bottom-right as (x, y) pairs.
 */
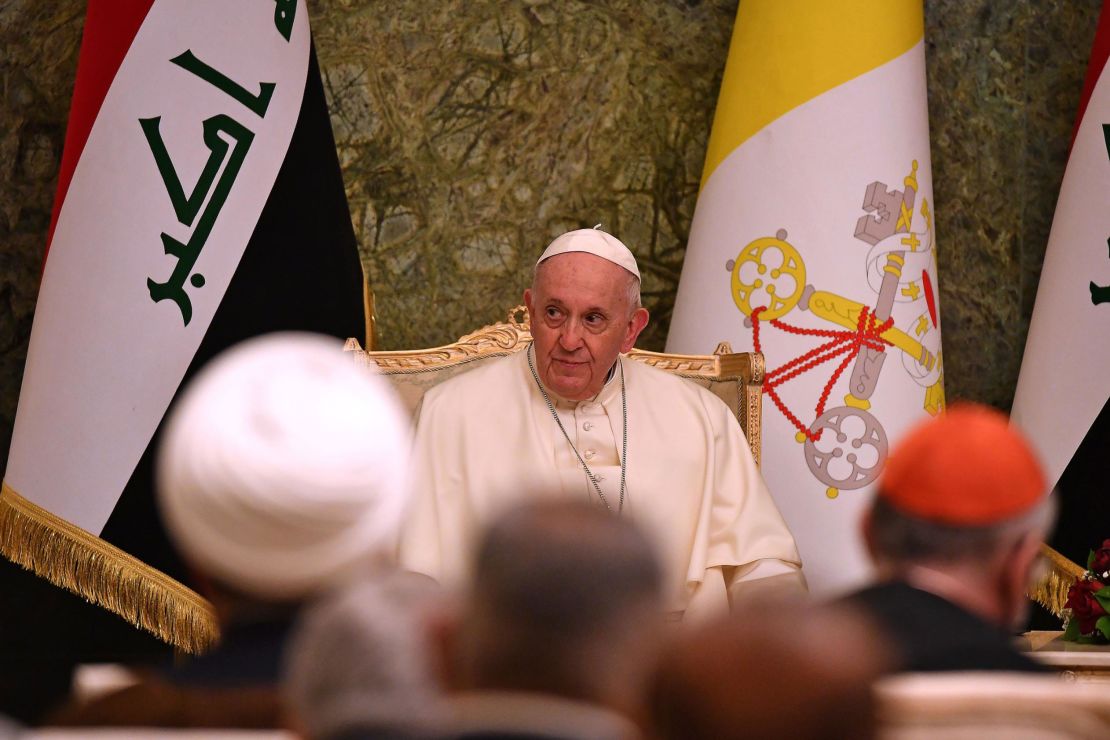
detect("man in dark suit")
(844, 403), (1055, 674)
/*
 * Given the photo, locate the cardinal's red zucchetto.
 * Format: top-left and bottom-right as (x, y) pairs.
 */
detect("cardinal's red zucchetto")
(879, 403), (1047, 526)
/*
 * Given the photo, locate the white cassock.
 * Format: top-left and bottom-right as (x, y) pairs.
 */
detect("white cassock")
(399, 347), (804, 618)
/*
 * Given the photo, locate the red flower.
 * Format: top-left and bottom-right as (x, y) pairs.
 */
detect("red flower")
(1090, 540), (1110, 578)
(1066, 579), (1107, 636)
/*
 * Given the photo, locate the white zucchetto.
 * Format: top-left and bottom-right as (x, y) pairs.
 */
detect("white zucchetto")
(537, 227), (640, 280)
(157, 332), (411, 601)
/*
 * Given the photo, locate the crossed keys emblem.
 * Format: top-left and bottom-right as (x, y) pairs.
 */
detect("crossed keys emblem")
(725, 161), (945, 499)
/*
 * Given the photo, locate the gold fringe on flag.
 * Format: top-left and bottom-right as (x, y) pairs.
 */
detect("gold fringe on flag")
(0, 482), (218, 654)
(1028, 543), (1086, 618)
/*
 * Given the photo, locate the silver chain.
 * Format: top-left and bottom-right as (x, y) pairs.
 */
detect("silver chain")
(526, 343), (627, 514)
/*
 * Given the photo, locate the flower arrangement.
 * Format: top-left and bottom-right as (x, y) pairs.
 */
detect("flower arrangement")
(1062, 539), (1110, 644)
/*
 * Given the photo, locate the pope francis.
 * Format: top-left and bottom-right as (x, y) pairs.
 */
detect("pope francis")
(399, 228), (805, 618)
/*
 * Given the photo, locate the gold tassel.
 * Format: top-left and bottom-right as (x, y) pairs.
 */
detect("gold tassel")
(0, 483), (218, 654)
(1027, 543), (1086, 619)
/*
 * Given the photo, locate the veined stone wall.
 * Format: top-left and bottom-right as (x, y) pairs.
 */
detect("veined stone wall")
(0, 0), (1101, 473)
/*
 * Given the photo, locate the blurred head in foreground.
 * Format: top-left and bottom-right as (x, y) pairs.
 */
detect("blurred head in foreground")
(285, 571), (446, 740)
(448, 500), (664, 722)
(651, 604), (890, 740)
(864, 403), (1054, 631)
(157, 332), (412, 611)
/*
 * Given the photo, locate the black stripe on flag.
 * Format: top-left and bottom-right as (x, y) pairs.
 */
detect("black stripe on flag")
(1048, 397), (1110, 571)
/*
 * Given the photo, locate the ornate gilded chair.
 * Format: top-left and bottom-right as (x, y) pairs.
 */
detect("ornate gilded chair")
(344, 306), (766, 466)
(345, 306), (1085, 620)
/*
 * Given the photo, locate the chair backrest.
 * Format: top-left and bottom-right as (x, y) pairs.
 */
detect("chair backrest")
(344, 306), (766, 466)
(875, 672), (1110, 740)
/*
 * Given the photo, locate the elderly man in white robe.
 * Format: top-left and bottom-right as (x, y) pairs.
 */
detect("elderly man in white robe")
(400, 227), (805, 619)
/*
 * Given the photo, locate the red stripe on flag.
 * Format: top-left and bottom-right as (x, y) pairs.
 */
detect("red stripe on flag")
(1072, 0), (1110, 149)
(44, 0), (155, 263)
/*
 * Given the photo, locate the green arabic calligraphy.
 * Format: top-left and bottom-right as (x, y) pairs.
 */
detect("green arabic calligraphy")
(142, 46), (278, 325)
(144, 115), (253, 325)
(273, 0), (297, 42)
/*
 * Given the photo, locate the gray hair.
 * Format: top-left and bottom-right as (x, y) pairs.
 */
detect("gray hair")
(284, 571), (445, 739)
(459, 500), (663, 702)
(532, 258), (642, 311)
(867, 495), (1057, 567)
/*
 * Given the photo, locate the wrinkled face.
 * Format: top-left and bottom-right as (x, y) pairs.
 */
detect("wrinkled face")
(524, 252), (649, 401)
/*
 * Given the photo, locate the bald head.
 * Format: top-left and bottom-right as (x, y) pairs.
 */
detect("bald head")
(651, 605), (891, 740)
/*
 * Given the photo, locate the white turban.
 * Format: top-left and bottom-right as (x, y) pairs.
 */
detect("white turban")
(157, 332), (411, 601)
(538, 227), (640, 280)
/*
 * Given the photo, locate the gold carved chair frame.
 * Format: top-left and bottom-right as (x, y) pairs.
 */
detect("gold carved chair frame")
(344, 306), (1084, 619)
(344, 306), (766, 466)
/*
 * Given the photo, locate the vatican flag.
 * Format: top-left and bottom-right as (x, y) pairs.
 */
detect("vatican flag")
(667, 0), (944, 595)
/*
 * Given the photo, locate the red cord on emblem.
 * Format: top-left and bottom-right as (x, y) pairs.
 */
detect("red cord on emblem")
(751, 306), (893, 442)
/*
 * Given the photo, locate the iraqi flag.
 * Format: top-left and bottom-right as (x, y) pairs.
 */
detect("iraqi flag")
(0, 0), (366, 654)
(1011, 1), (1110, 573)
(666, 0), (943, 595)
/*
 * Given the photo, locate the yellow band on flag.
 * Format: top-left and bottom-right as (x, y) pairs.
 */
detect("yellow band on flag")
(701, 0), (924, 186)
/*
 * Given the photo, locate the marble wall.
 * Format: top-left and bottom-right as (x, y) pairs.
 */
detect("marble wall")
(925, 0), (1100, 410)
(0, 0), (1101, 473)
